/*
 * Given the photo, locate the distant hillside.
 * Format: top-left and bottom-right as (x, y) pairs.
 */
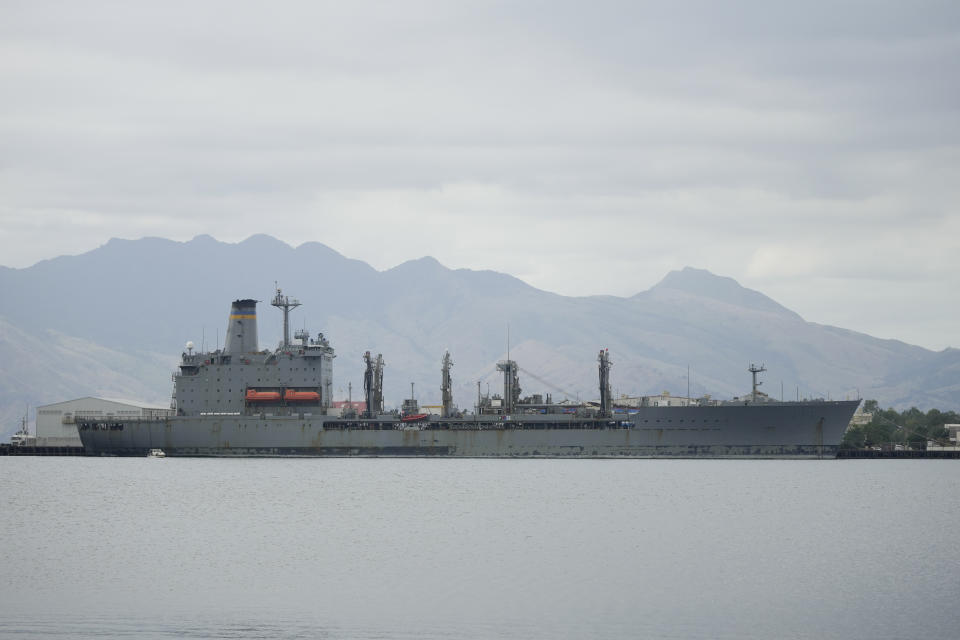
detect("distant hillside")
(0, 317), (173, 433)
(1, 235), (957, 437)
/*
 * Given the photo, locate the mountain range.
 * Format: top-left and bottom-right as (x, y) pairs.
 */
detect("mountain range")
(1, 234), (957, 437)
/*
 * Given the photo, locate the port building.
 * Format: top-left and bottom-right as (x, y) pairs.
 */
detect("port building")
(35, 397), (170, 447)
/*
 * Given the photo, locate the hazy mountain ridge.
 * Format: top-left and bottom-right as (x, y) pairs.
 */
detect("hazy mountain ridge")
(1, 235), (957, 437)
(0, 317), (173, 433)
(644, 267), (802, 320)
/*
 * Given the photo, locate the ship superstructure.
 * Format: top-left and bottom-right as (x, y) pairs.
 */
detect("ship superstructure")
(174, 294), (335, 418)
(78, 288), (860, 458)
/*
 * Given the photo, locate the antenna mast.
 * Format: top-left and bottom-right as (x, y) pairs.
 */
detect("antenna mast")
(496, 324), (521, 414)
(496, 347), (521, 415)
(749, 363), (767, 403)
(271, 283), (301, 348)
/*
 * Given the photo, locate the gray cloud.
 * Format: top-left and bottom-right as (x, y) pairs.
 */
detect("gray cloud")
(1, 1), (958, 349)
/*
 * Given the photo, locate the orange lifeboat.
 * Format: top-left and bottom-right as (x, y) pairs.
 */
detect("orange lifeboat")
(245, 389), (282, 403)
(284, 389), (321, 403)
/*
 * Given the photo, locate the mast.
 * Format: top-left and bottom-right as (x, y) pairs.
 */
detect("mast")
(441, 350), (454, 418)
(374, 354), (384, 413)
(271, 284), (301, 348)
(496, 359), (520, 414)
(749, 363), (767, 403)
(598, 349), (612, 418)
(362, 351), (384, 417)
(496, 325), (520, 414)
(363, 351), (374, 417)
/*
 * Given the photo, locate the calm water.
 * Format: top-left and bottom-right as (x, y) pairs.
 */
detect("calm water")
(1, 458), (957, 639)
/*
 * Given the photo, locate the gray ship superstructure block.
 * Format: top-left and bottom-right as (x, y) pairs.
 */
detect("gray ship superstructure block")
(174, 292), (334, 417)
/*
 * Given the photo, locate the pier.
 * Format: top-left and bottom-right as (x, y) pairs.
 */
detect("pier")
(0, 444), (88, 456)
(837, 448), (960, 459)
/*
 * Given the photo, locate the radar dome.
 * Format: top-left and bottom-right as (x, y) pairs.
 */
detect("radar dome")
(186, 341), (195, 350)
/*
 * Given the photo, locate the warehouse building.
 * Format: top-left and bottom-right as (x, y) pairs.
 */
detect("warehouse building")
(35, 397), (171, 447)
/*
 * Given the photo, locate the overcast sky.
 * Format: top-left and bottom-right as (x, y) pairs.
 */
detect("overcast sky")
(1, 1), (958, 350)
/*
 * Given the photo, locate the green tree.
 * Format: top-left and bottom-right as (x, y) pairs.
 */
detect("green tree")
(841, 426), (865, 449)
(863, 420), (895, 447)
(843, 401), (958, 449)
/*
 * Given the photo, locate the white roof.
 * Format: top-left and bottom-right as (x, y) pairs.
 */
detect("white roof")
(37, 396), (167, 411)
(98, 397), (169, 410)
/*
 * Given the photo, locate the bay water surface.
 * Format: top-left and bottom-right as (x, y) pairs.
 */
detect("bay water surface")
(1, 458), (957, 639)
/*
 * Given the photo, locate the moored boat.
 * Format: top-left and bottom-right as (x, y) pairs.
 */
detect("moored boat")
(77, 288), (859, 458)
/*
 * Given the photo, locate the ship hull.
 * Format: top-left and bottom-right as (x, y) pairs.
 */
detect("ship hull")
(78, 400), (859, 458)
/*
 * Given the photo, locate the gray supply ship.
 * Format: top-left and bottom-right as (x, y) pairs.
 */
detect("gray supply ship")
(77, 289), (859, 458)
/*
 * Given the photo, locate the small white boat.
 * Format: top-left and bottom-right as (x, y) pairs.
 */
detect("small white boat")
(148, 448), (166, 458)
(10, 414), (32, 447)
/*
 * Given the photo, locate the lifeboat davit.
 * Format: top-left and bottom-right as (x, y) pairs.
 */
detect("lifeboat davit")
(284, 389), (321, 403)
(401, 413), (430, 422)
(245, 389), (282, 403)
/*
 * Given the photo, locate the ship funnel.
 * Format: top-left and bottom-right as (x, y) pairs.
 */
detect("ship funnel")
(225, 299), (258, 354)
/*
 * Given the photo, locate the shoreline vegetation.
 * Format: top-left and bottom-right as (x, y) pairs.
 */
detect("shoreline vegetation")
(842, 400), (958, 451)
